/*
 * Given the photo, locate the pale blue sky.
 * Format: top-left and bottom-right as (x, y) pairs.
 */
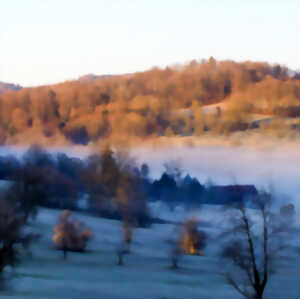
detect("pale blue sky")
(1, 0), (299, 86)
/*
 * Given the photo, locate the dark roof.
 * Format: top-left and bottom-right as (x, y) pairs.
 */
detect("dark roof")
(207, 184), (258, 204)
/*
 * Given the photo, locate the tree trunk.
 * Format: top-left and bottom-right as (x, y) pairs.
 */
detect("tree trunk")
(171, 257), (178, 269)
(63, 248), (67, 260)
(253, 288), (264, 299)
(118, 252), (124, 266)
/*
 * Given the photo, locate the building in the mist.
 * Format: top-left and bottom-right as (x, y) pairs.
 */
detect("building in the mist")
(205, 184), (258, 205)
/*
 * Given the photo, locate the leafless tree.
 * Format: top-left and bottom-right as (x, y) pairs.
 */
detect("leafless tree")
(116, 218), (135, 266)
(220, 192), (292, 299)
(116, 241), (127, 266)
(122, 219), (134, 253)
(167, 226), (183, 270)
(169, 239), (182, 269)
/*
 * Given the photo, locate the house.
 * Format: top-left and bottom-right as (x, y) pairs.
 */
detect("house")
(205, 184), (258, 205)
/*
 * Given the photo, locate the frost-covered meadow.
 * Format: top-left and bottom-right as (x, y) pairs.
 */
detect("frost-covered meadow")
(1, 204), (299, 299)
(1, 144), (300, 298)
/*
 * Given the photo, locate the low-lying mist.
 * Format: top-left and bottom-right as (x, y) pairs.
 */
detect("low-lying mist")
(1, 144), (300, 206)
(132, 145), (300, 206)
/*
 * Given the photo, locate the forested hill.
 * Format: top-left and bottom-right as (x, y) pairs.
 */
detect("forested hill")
(1, 58), (300, 146)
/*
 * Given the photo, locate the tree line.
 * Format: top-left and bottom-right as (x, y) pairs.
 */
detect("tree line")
(1, 58), (300, 145)
(0, 145), (254, 224)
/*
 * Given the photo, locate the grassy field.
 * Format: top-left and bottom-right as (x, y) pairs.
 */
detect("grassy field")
(1, 206), (300, 299)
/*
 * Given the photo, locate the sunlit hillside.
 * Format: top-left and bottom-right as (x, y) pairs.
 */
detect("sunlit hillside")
(1, 59), (300, 147)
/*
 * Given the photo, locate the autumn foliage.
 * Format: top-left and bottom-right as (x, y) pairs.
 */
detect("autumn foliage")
(180, 218), (206, 255)
(53, 210), (92, 255)
(0, 59), (300, 145)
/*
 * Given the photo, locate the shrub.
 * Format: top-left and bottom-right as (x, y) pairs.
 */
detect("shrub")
(53, 210), (92, 259)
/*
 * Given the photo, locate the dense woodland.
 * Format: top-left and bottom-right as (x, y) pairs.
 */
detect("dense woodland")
(1, 59), (300, 145)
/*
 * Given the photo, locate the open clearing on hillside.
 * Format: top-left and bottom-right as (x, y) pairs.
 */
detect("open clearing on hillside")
(1, 206), (300, 299)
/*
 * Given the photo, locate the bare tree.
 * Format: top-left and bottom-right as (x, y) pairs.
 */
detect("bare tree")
(167, 226), (183, 270)
(169, 239), (182, 270)
(220, 192), (292, 299)
(122, 219), (134, 253)
(116, 241), (127, 266)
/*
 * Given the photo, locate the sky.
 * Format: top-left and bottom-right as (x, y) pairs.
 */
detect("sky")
(1, 0), (299, 87)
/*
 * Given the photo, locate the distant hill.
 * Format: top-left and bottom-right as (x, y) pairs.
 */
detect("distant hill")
(0, 82), (21, 94)
(78, 74), (113, 82)
(78, 73), (134, 83)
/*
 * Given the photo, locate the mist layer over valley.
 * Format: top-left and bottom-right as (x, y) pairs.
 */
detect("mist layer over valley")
(1, 143), (300, 207)
(133, 144), (300, 204)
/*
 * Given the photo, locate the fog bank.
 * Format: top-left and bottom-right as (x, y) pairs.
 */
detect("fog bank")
(131, 145), (300, 205)
(1, 144), (300, 205)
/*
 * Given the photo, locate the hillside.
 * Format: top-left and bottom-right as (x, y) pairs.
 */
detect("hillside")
(0, 58), (300, 146)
